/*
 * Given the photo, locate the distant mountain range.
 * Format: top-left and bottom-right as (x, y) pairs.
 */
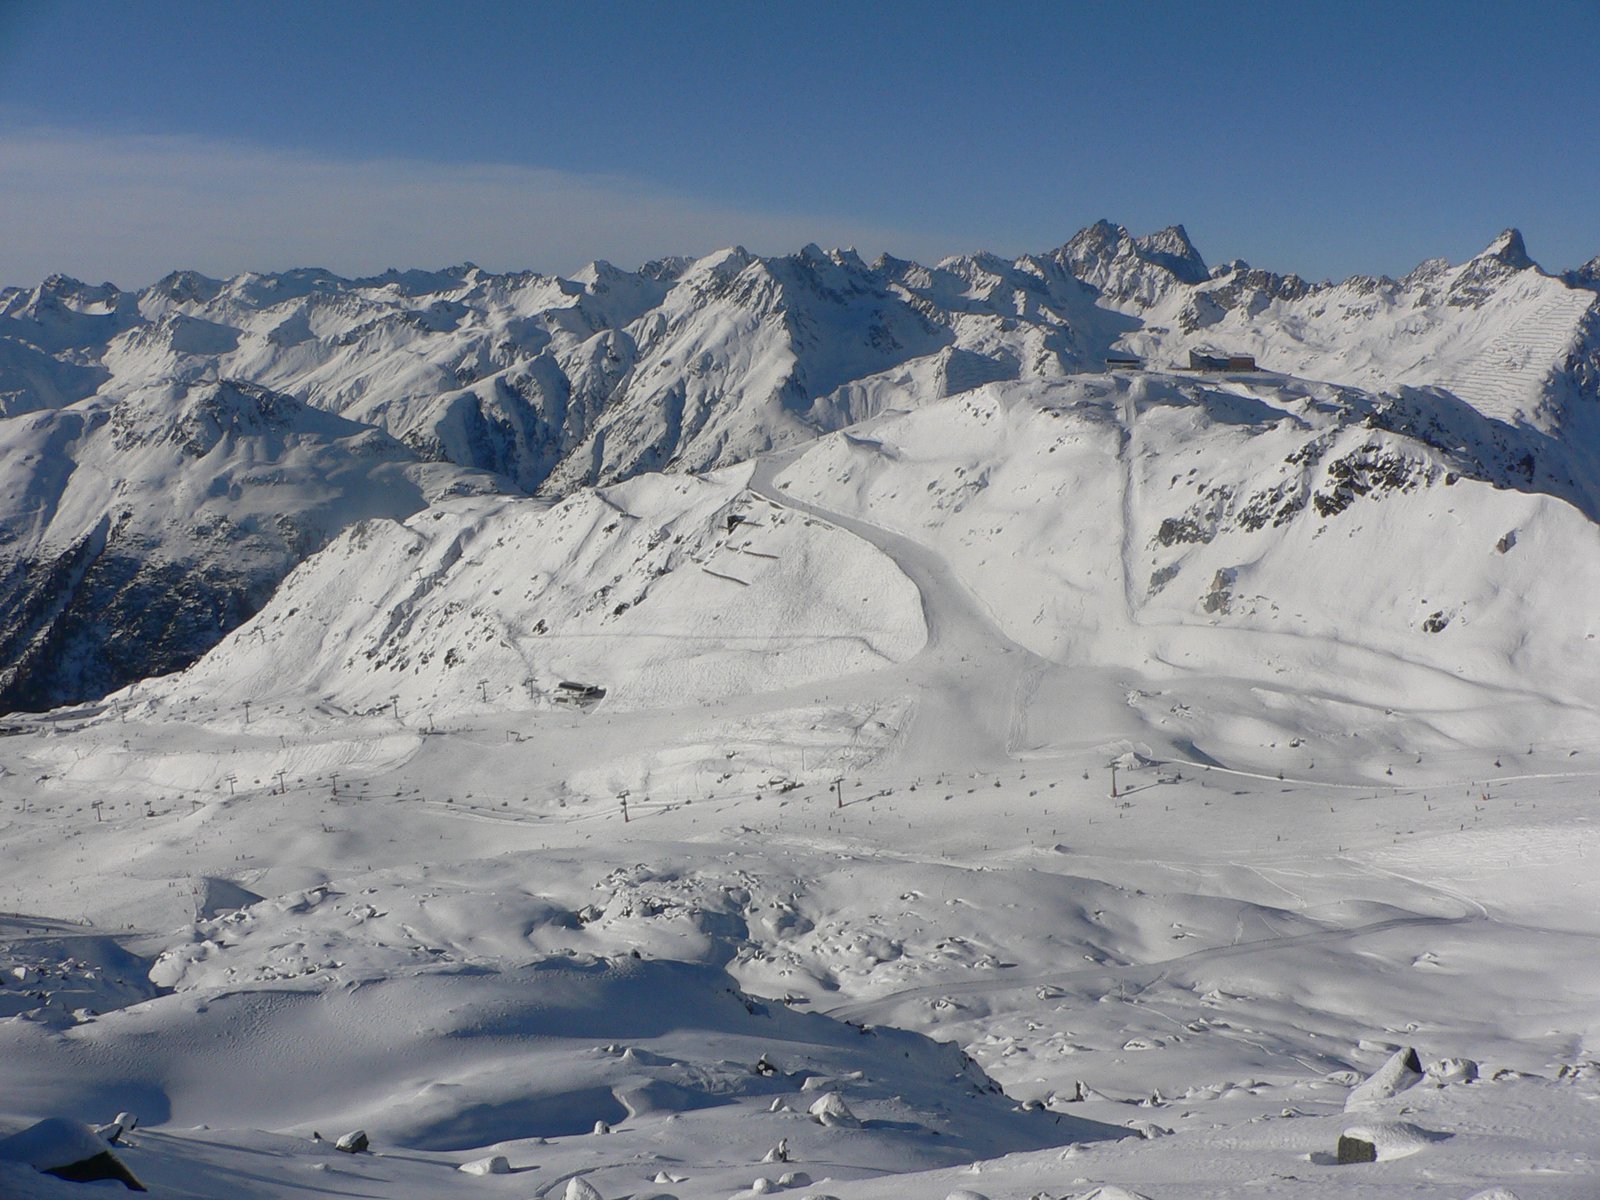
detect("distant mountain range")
(2, 224), (1597, 712)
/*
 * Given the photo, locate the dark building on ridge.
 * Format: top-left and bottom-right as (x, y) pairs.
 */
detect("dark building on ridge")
(1189, 350), (1257, 372)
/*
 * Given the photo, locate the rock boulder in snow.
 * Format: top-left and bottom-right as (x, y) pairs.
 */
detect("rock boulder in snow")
(1336, 1132), (1377, 1163)
(1345, 1046), (1424, 1109)
(1427, 1056), (1479, 1085)
(0, 1116), (146, 1191)
(807, 1091), (859, 1127)
(334, 1128), (368, 1153)
(1337, 1120), (1447, 1162)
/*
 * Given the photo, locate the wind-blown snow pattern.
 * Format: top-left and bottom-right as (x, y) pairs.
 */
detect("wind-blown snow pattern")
(5, 225), (1600, 1199)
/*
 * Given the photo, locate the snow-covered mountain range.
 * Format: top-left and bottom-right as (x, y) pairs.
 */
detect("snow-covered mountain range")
(3, 223), (1597, 712)
(8, 225), (1600, 1198)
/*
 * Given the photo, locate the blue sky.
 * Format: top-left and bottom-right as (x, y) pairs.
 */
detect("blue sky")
(1, 0), (1597, 286)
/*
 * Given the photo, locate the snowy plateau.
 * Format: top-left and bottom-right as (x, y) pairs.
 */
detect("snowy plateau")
(3, 223), (1600, 1199)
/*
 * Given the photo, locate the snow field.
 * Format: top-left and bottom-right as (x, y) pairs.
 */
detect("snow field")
(8, 363), (1600, 1196)
(7, 719), (1600, 1196)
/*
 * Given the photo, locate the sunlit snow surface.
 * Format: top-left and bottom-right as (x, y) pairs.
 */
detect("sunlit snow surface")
(8, 363), (1600, 1195)
(6, 223), (1599, 714)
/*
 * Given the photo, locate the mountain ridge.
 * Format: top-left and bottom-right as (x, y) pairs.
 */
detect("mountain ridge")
(2, 223), (1597, 711)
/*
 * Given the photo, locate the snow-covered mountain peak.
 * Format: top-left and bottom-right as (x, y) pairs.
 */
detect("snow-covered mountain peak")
(139, 269), (226, 318)
(1056, 219), (1210, 309)
(1131, 222), (1210, 283)
(1441, 227), (1543, 309)
(568, 258), (627, 287)
(1059, 218), (1125, 256)
(1478, 226), (1535, 271)
(33, 274), (123, 311)
(1, 276), (136, 351)
(1567, 254), (1600, 291)
(691, 244), (756, 276)
(1400, 256), (1452, 288)
(830, 245), (868, 271)
(108, 376), (301, 457)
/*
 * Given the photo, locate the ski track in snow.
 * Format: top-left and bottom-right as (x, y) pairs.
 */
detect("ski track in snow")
(749, 450), (1047, 775)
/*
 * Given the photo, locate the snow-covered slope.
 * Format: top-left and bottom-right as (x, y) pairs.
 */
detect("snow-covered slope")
(159, 465), (924, 717)
(10, 253), (1600, 1193)
(9, 364), (1600, 1196)
(0, 376), (499, 711)
(131, 370), (1600, 768)
(774, 375), (1600, 761)
(1117, 228), (1600, 436)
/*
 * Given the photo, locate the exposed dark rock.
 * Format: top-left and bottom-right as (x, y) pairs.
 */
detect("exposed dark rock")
(1313, 444), (1421, 517)
(1201, 567), (1236, 615)
(0, 1117), (147, 1191)
(1337, 1132), (1377, 1164)
(335, 1129), (369, 1153)
(0, 546), (275, 713)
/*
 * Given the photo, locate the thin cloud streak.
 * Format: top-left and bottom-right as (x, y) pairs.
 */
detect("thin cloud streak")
(0, 127), (962, 288)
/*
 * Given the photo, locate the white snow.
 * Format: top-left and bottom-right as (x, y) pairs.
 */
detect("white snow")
(4, 227), (1600, 1199)
(457, 1153), (510, 1174)
(1338, 1119), (1446, 1161)
(1345, 1047), (1423, 1110)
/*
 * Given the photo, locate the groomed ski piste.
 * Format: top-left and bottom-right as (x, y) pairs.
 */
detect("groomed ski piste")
(6, 356), (1600, 1199)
